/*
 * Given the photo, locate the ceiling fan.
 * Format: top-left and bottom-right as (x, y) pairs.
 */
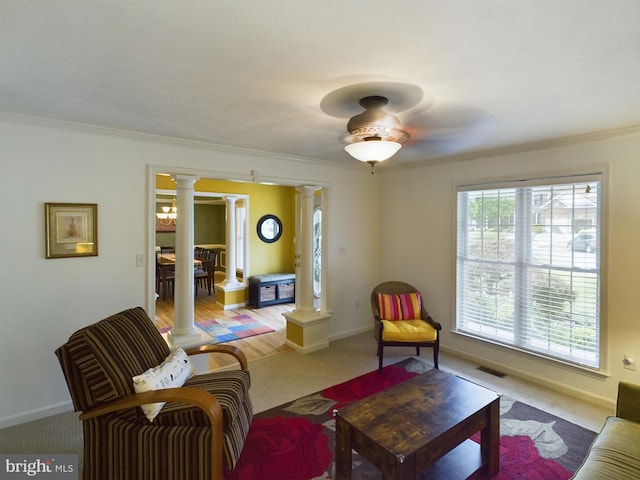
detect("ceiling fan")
(343, 95), (409, 169)
(321, 81), (496, 172)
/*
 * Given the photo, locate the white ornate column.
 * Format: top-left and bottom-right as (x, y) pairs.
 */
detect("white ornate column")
(297, 186), (319, 312)
(215, 196), (245, 310)
(283, 186), (331, 353)
(167, 174), (212, 347)
(223, 196), (241, 286)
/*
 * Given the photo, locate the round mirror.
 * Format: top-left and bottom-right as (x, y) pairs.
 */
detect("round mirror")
(257, 214), (282, 243)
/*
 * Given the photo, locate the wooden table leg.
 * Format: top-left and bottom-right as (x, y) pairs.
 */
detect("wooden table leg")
(161, 266), (167, 301)
(481, 397), (500, 476)
(335, 416), (352, 480)
(159, 264), (170, 301)
(381, 453), (415, 480)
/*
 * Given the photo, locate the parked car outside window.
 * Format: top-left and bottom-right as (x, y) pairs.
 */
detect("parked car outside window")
(567, 231), (597, 253)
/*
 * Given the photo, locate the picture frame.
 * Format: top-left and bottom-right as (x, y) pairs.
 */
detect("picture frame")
(45, 203), (98, 259)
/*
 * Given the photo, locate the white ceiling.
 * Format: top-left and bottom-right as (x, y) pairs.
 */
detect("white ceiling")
(2, 1), (639, 169)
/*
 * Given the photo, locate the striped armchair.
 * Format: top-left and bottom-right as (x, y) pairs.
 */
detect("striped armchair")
(55, 307), (253, 480)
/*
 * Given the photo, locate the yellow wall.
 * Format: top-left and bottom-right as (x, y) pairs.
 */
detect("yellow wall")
(156, 175), (296, 275)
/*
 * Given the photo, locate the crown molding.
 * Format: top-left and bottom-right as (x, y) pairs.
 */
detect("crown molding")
(382, 125), (640, 172)
(2, 111), (638, 173)
(0, 111), (362, 170)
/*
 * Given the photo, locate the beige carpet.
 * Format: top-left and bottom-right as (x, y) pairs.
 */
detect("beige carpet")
(0, 332), (611, 460)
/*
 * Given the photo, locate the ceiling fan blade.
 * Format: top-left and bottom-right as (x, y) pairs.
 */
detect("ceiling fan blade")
(321, 81), (427, 118)
(401, 102), (497, 156)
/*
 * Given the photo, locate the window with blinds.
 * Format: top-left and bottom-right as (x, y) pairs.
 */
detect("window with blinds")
(455, 175), (602, 369)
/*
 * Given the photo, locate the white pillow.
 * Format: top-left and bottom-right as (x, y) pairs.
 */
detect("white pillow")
(132, 347), (196, 422)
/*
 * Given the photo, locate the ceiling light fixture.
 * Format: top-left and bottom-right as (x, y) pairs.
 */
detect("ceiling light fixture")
(344, 136), (402, 164)
(344, 95), (408, 172)
(156, 197), (177, 225)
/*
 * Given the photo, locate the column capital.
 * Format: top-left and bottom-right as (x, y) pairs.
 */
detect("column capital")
(296, 185), (321, 196)
(172, 174), (200, 186)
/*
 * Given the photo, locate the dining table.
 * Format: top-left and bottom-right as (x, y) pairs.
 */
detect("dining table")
(157, 253), (211, 300)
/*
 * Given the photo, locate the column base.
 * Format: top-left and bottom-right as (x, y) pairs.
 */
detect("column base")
(214, 282), (247, 310)
(283, 310), (332, 354)
(163, 327), (213, 349)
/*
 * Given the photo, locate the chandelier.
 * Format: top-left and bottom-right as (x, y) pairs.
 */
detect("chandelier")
(156, 197), (177, 225)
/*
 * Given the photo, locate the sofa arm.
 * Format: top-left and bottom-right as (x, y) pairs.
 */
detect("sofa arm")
(616, 381), (640, 423)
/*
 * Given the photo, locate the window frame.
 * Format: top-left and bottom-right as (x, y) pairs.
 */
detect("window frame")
(454, 172), (607, 373)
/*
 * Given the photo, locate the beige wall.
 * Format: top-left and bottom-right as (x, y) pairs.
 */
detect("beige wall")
(2, 110), (637, 426)
(0, 115), (381, 427)
(379, 131), (640, 408)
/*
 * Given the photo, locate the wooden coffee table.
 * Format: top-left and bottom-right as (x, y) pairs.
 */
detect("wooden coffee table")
(335, 368), (500, 479)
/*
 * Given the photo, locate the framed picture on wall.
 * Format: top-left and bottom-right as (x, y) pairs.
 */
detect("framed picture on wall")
(45, 202), (98, 258)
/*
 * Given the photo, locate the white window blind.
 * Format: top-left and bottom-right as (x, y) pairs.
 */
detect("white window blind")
(456, 176), (602, 369)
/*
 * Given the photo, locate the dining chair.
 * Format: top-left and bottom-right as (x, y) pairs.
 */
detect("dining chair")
(194, 248), (216, 296)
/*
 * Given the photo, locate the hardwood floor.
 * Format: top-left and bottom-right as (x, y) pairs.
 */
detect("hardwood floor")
(155, 289), (294, 369)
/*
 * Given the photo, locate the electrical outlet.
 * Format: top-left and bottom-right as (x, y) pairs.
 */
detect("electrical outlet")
(623, 354), (636, 371)
(136, 254), (145, 267)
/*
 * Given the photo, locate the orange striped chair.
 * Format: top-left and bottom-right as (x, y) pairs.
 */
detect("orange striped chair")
(56, 307), (252, 480)
(371, 281), (442, 373)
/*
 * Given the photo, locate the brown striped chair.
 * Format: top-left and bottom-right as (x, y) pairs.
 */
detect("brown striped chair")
(55, 306), (253, 480)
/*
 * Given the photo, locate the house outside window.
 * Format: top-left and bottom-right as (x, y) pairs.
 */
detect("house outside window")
(455, 175), (603, 370)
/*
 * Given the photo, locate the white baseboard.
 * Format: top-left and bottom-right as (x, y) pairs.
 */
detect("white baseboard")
(284, 339), (329, 354)
(217, 301), (247, 310)
(440, 345), (616, 410)
(328, 325), (373, 342)
(0, 401), (74, 430)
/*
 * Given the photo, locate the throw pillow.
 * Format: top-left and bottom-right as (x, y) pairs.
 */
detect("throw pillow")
(132, 347), (196, 422)
(377, 292), (422, 320)
(397, 291), (422, 319)
(378, 293), (402, 320)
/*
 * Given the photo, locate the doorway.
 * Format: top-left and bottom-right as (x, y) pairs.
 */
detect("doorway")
(146, 166), (329, 331)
